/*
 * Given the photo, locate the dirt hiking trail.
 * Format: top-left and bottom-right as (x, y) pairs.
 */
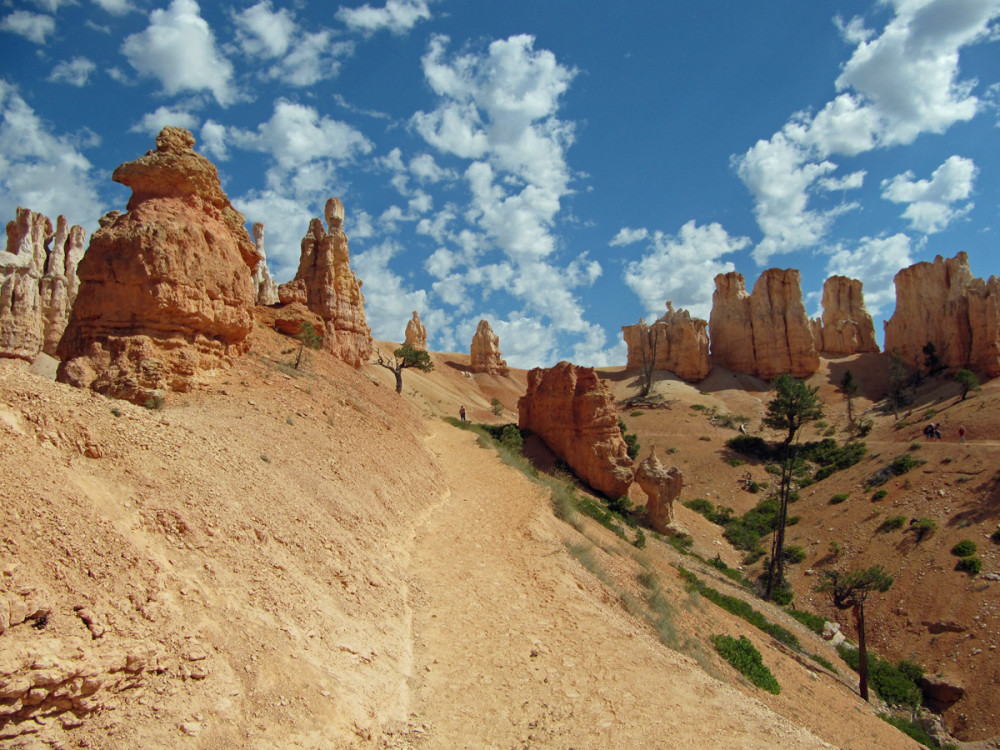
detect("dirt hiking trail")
(403, 420), (834, 749)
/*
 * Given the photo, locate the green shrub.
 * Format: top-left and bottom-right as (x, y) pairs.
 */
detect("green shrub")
(809, 653), (838, 674)
(867, 453), (926, 487)
(879, 715), (940, 748)
(629, 410), (644, 417)
(782, 545), (806, 564)
(871, 489), (888, 502)
(950, 539), (977, 557)
(992, 526), (1000, 544)
(711, 635), (781, 694)
(829, 493), (849, 505)
(895, 659), (924, 683)
(955, 557), (982, 576)
(684, 498), (714, 515)
(836, 645), (921, 707)
(877, 516), (906, 533)
(786, 608), (826, 633)
(727, 457), (745, 467)
(910, 518), (937, 542)
(726, 435), (775, 461)
(489, 397), (504, 416)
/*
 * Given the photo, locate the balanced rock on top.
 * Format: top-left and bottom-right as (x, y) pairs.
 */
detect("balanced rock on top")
(57, 127), (259, 403)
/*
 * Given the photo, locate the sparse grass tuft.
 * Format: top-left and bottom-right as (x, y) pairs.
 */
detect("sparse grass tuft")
(877, 515), (906, 533)
(829, 493), (849, 505)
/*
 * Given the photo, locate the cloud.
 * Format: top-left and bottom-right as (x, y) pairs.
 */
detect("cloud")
(735, 0), (1000, 263)
(336, 0), (432, 36)
(92, 0), (135, 14)
(824, 233), (914, 317)
(29, 0), (72, 11)
(622, 220), (750, 321)
(122, 0), (236, 106)
(199, 119), (227, 160)
(1, 11), (56, 44)
(609, 227), (649, 246)
(880, 154), (977, 233)
(129, 106), (199, 137)
(0, 80), (103, 229)
(231, 190), (314, 280)
(48, 57), (97, 87)
(234, 2), (353, 87)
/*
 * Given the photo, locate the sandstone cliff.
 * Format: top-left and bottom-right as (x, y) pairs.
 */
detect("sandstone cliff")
(634, 448), (684, 535)
(622, 302), (711, 382)
(470, 319), (509, 375)
(404, 310), (427, 350)
(275, 198), (373, 368)
(883, 252), (1000, 377)
(710, 269), (819, 379)
(1, 209), (85, 360)
(251, 222), (279, 306)
(810, 276), (879, 356)
(518, 361), (633, 498)
(57, 127), (259, 403)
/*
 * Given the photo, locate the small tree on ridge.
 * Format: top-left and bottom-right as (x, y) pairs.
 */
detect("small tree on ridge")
(373, 345), (434, 394)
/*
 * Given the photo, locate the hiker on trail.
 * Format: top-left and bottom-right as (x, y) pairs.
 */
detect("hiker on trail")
(934, 423), (942, 440)
(459, 404), (466, 422)
(924, 423), (935, 440)
(959, 425), (967, 443)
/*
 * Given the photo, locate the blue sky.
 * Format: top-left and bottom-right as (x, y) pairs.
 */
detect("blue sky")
(2, 0), (999, 368)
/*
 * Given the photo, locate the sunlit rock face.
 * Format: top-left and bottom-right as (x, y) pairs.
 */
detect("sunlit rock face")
(404, 311), (427, 351)
(1, 209), (86, 360)
(884, 252), (1000, 377)
(57, 127), (259, 403)
(810, 276), (879, 356)
(710, 268), (819, 379)
(518, 361), (634, 499)
(276, 198), (373, 368)
(622, 302), (711, 382)
(470, 319), (509, 376)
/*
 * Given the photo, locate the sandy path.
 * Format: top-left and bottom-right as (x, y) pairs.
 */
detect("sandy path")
(404, 421), (834, 749)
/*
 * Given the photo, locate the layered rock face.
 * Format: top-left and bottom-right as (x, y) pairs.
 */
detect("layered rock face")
(884, 252), (1000, 377)
(518, 361), (634, 498)
(710, 269), (819, 379)
(1, 209), (86, 360)
(57, 127), (259, 403)
(251, 222), (279, 306)
(622, 302), (711, 382)
(635, 449), (683, 535)
(276, 198), (373, 368)
(470, 319), (509, 375)
(404, 310), (427, 350)
(810, 276), (879, 355)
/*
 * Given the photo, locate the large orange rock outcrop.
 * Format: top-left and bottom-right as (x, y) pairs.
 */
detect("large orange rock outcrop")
(470, 319), (509, 375)
(884, 252), (1000, 377)
(275, 198), (372, 368)
(1, 209), (86, 360)
(518, 361), (634, 498)
(709, 269), (819, 379)
(635, 448), (684, 535)
(622, 302), (711, 382)
(404, 310), (427, 350)
(810, 276), (879, 356)
(57, 127), (259, 403)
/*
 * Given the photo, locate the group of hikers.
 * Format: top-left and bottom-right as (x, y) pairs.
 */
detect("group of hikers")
(924, 422), (968, 443)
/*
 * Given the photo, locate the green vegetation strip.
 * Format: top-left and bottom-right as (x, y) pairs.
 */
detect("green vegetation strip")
(677, 566), (800, 651)
(835, 644), (922, 707)
(711, 635), (781, 694)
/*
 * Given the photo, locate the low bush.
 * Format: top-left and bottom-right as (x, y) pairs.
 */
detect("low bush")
(711, 635), (781, 694)
(867, 453), (926, 487)
(782, 545), (806, 564)
(879, 714), (954, 749)
(871, 489), (888, 502)
(786, 608), (826, 634)
(809, 653), (838, 674)
(877, 516), (906, 533)
(829, 493), (849, 505)
(910, 517), (937, 542)
(950, 539), (977, 557)
(836, 645), (921, 707)
(955, 557), (982, 576)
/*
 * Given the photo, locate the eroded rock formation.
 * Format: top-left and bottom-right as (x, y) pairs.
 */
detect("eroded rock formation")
(622, 302), (711, 382)
(810, 276), (879, 355)
(634, 449), (684, 535)
(709, 269), (819, 379)
(57, 127), (259, 403)
(470, 319), (509, 375)
(252, 222), (279, 306)
(1, 209), (86, 360)
(884, 252), (1000, 377)
(275, 198), (373, 368)
(518, 361), (633, 498)
(404, 310), (427, 350)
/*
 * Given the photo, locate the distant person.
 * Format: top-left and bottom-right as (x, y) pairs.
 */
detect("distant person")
(459, 404), (466, 422)
(959, 425), (967, 443)
(934, 423), (942, 440)
(923, 423), (935, 441)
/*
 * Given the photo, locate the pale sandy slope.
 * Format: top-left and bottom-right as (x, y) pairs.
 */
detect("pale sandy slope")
(403, 421), (833, 749)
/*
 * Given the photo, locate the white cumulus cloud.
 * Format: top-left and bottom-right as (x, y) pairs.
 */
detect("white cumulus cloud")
(1, 11), (56, 44)
(824, 233), (915, 317)
(122, 0), (236, 106)
(623, 220), (750, 321)
(880, 154), (977, 233)
(48, 57), (97, 87)
(129, 106), (199, 137)
(336, 0), (432, 36)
